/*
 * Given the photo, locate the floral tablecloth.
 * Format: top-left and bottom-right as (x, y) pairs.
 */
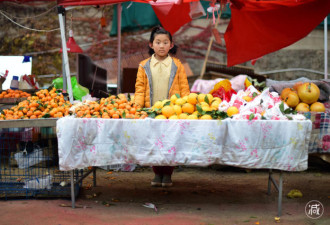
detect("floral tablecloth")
(57, 117), (312, 171)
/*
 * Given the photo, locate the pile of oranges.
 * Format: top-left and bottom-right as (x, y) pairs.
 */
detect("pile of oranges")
(149, 93), (224, 120)
(0, 89), (31, 99)
(0, 88), (71, 120)
(72, 94), (145, 119)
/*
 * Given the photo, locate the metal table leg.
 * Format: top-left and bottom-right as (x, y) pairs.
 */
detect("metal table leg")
(278, 171), (283, 217)
(70, 170), (75, 208)
(267, 169), (283, 217)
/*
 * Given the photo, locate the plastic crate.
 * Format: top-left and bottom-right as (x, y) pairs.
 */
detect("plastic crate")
(0, 127), (83, 199)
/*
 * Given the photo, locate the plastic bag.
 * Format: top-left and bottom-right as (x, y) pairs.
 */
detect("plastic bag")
(52, 76), (89, 101)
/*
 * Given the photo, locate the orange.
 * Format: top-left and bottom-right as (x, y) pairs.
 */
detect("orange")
(155, 115), (167, 119)
(172, 105), (182, 115)
(162, 105), (175, 118)
(206, 94), (213, 103)
(197, 94), (206, 103)
(178, 113), (188, 119)
(187, 114), (198, 120)
(175, 98), (186, 106)
(187, 93), (198, 105)
(227, 106), (239, 117)
(181, 103), (194, 114)
(200, 114), (212, 120)
(168, 115), (179, 120)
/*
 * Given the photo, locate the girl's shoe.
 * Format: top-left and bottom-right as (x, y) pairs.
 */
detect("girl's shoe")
(162, 175), (173, 187)
(151, 174), (162, 187)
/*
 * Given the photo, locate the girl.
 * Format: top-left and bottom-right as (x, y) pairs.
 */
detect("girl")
(134, 26), (190, 187)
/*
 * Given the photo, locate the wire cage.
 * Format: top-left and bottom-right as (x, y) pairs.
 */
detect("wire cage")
(0, 126), (82, 199)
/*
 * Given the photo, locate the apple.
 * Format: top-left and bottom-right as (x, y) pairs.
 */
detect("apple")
(297, 82), (320, 104)
(295, 102), (310, 112)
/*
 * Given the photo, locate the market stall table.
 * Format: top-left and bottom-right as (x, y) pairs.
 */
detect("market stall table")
(56, 117), (312, 216)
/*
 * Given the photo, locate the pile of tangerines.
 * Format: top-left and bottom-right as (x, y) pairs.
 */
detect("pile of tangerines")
(0, 88), (71, 120)
(72, 94), (145, 119)
(0, 89), (31, 99)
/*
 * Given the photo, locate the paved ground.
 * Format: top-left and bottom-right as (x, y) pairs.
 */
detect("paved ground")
(1, 156), (329, 225)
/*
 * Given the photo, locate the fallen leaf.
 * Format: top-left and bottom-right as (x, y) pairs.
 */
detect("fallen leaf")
(255, 222), (259, 225)
(107, 171), (113, 174)
(112, 198), (119, 202)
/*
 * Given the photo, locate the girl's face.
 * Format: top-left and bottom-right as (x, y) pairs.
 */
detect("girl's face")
(149, 34), (174, 60)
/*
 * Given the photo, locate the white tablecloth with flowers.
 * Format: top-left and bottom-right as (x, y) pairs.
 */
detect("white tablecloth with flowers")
(57, 117), (312, 171)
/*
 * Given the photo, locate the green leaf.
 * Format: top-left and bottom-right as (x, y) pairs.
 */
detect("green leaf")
(252, 92), (258, 98)
(196, 105), (203, 114)
(204, 95), (209, 104)
(205, 111), (213, 115)
(279, 102), (285, 113)
(216, 111), (228, 120)
(42, 113), (50, 118)
(261, 116), (267, 120)
(286, 116), (293, 120)
(127, 93), (131, 102)
(147, 111), (157, 118)
(175, 93), (180, 98)
(249, 113), (255, 121)
(163, 100), (171, 106)
(154, 108), (161, 113)
(122, 111), (126, 118)
(113, 108), (117, 111)
(18, 107), (24, 111)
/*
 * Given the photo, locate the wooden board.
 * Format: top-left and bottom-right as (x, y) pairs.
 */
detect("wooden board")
(0, 98), (28, 104)
(0, 118), (58, 129)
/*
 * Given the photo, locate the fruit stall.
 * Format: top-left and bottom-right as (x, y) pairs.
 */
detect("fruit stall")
(0, 0), (329, 218)
(3, 76), (330, 216)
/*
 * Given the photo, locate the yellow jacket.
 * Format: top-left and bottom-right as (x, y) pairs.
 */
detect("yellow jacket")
(134, 57), (190, 108)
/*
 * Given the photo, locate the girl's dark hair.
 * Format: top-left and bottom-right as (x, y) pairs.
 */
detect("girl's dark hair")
(148, 26), (178, 56)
